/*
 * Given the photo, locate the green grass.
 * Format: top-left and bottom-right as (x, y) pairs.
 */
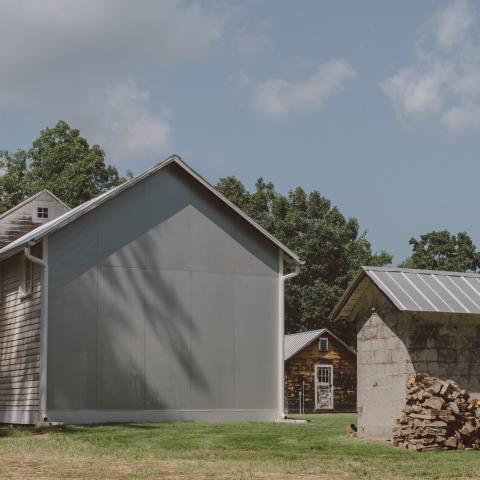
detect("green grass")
(1, 414), (480, 479)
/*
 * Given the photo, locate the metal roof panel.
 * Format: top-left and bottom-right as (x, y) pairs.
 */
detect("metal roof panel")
(284, 328), (355, 360)
(284, 329), (326, 361)
(331, 266), (480, 320)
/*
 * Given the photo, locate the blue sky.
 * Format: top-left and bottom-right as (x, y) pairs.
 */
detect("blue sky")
(1, 0), (479, 263)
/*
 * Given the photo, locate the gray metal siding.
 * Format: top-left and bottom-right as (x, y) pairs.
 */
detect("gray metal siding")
(144, 269), (191, 410)
(97, 267), (145, 409)
(47, 163), (279, 418)
(233, 274), (277, 409)
(47, 263), (97, 409)
(190, 272), (235, 409)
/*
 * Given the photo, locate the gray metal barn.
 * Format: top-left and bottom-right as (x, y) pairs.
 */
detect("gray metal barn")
(0, 155), (302, 424)
(331, 266), (480, 440)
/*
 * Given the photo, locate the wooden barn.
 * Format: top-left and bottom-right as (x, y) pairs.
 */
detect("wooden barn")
(284, 329), (356, 414)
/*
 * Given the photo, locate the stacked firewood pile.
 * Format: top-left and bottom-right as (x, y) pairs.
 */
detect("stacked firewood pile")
(392, 373), (480, 451)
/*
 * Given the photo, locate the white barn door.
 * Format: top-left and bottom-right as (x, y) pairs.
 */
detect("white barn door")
(315, 364), (333, 410)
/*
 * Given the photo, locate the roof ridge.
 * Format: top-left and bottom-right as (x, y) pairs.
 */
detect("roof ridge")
(285, 328), (325, 337)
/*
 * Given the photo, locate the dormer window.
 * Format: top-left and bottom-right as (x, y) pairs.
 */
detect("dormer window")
(319, 337), (329, 352)
(37, 207), (49, 219)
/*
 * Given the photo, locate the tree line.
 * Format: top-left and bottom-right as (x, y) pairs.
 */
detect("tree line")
(1, 121), (479, 335)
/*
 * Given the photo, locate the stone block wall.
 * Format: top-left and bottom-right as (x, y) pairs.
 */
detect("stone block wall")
(355, 283), (480, 440)
(407, 314), (480, 396)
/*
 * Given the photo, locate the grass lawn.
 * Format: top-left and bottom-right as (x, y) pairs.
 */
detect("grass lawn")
(1, 414), (480, 479)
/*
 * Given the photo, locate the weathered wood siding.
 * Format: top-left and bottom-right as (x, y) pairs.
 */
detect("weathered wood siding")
(285, 333), (356, 413)
(0, 251), (42, 420)
(0, 191), (69, 248)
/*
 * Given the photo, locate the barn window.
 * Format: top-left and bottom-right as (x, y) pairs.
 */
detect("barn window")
(37, 207), (49, 219)
(319, 337), (329, 352)
(19, 256), (33, 298)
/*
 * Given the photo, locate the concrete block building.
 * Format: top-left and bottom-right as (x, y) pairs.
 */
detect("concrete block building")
(330, 266), (480, 440)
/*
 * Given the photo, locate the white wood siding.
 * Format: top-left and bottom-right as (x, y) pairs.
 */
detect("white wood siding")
(0, 191), (69, 248)
(0, 253), (41, 415)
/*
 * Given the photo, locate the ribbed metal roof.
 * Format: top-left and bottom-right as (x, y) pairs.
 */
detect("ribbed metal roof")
(365, 267), (480, 314)
(332, 266), (480, 320)
(0, 155), (302, 264)
(284, 328), (355, 360)
(284, 329), (326, 361)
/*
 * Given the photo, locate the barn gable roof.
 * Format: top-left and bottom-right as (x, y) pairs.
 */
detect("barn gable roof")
(284, 328), (355, 361)
(0, 155), (302, 264)
(330, 266), (480, 321)
(0, 189), (69, 222)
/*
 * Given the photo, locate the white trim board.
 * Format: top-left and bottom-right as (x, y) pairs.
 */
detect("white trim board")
(46, 409), (277, 424)
(0, 409), (40, 425)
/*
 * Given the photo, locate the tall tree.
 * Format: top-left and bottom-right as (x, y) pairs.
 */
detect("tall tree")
(216, 176), (392, 334)
(400, 230), (480, 272)
(0, 120), (130, 213)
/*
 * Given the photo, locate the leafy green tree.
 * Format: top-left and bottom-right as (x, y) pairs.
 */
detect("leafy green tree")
(0, 121), (131, 213)
(400, 230), (480, 272)
(216, 176), (392, 334)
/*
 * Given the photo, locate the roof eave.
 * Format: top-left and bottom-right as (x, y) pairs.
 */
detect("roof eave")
(328, 269), (367, 321)
(284, 327), (356, 360)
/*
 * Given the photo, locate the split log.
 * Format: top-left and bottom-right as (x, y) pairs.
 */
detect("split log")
(393, 374), (480, 451)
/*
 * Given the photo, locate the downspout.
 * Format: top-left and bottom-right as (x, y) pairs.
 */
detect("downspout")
(277, 251), (301, 420)
(24, 240), (49, 422)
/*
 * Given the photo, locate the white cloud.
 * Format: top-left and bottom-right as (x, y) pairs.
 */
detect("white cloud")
(433, 0), (475, 51)
(73, 81), (171, 163)
(235, 23), (272, 58)
(381, 63), (451, 120)
(382, 0), (480, 134)
(253, 59), (356, 118)
(0, 0), (224, 105)
(441, 105), (480, 133)
(0, 0), (225, 163)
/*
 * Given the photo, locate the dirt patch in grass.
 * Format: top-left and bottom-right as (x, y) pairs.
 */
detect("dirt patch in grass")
(0, 452), (352, 480)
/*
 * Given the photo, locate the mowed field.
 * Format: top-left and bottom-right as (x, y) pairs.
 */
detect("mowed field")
(1, 414), (480, 479)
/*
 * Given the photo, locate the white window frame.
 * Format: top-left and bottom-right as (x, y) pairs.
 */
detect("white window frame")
(19, 255), (33, 298)
(314, 363), (334, 410)
(32, 203), (51, 224)
(319, 337), (329, 352)
(0, 263), (3, 305)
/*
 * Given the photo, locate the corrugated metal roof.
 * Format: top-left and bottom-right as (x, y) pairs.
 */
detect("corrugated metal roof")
(284, 328), (355, 360)
(284, 329), (326, 360)
(331, 266), (480, 320)
(0, 155), (302, 264)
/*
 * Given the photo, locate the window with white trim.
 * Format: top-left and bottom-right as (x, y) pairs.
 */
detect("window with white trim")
(319, 337), (329, 352)
(37, 207), (49, 219)
(20, 256), (33, 297)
